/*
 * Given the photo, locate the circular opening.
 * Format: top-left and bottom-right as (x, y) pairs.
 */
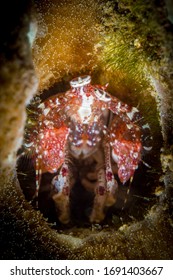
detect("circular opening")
(17, 70), (163, 234)
(17, 0), (169, 237)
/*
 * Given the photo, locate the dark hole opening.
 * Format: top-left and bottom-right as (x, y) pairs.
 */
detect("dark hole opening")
(17, 74), (163, 232)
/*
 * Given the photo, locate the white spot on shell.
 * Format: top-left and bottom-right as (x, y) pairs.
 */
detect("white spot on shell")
(142, 123), (150, 129)
(94, 88), (111, 102)
(43, 107), (50, 116)
(87, 140), (93, 146)
(56, 98), (60, 105)
(78, 88), (94, 124)
(59, 151), (64, 158)
(95, 130), (99, 135)
(127, 107), (139, 120)
(117, 102), (121, 110)
(38, 103), (45, 109)
(44, 120), (50, 126)
(76, 140), (83, 145)
(127, 124), (133, 129)
(133, 152), (138, 159)
(40, 133), (44, 139)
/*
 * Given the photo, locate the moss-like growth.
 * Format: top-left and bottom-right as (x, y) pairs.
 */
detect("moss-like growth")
(33, 0), (102, 91)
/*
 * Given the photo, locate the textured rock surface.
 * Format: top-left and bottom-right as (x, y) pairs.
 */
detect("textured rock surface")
(0, 0), (173, 259)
